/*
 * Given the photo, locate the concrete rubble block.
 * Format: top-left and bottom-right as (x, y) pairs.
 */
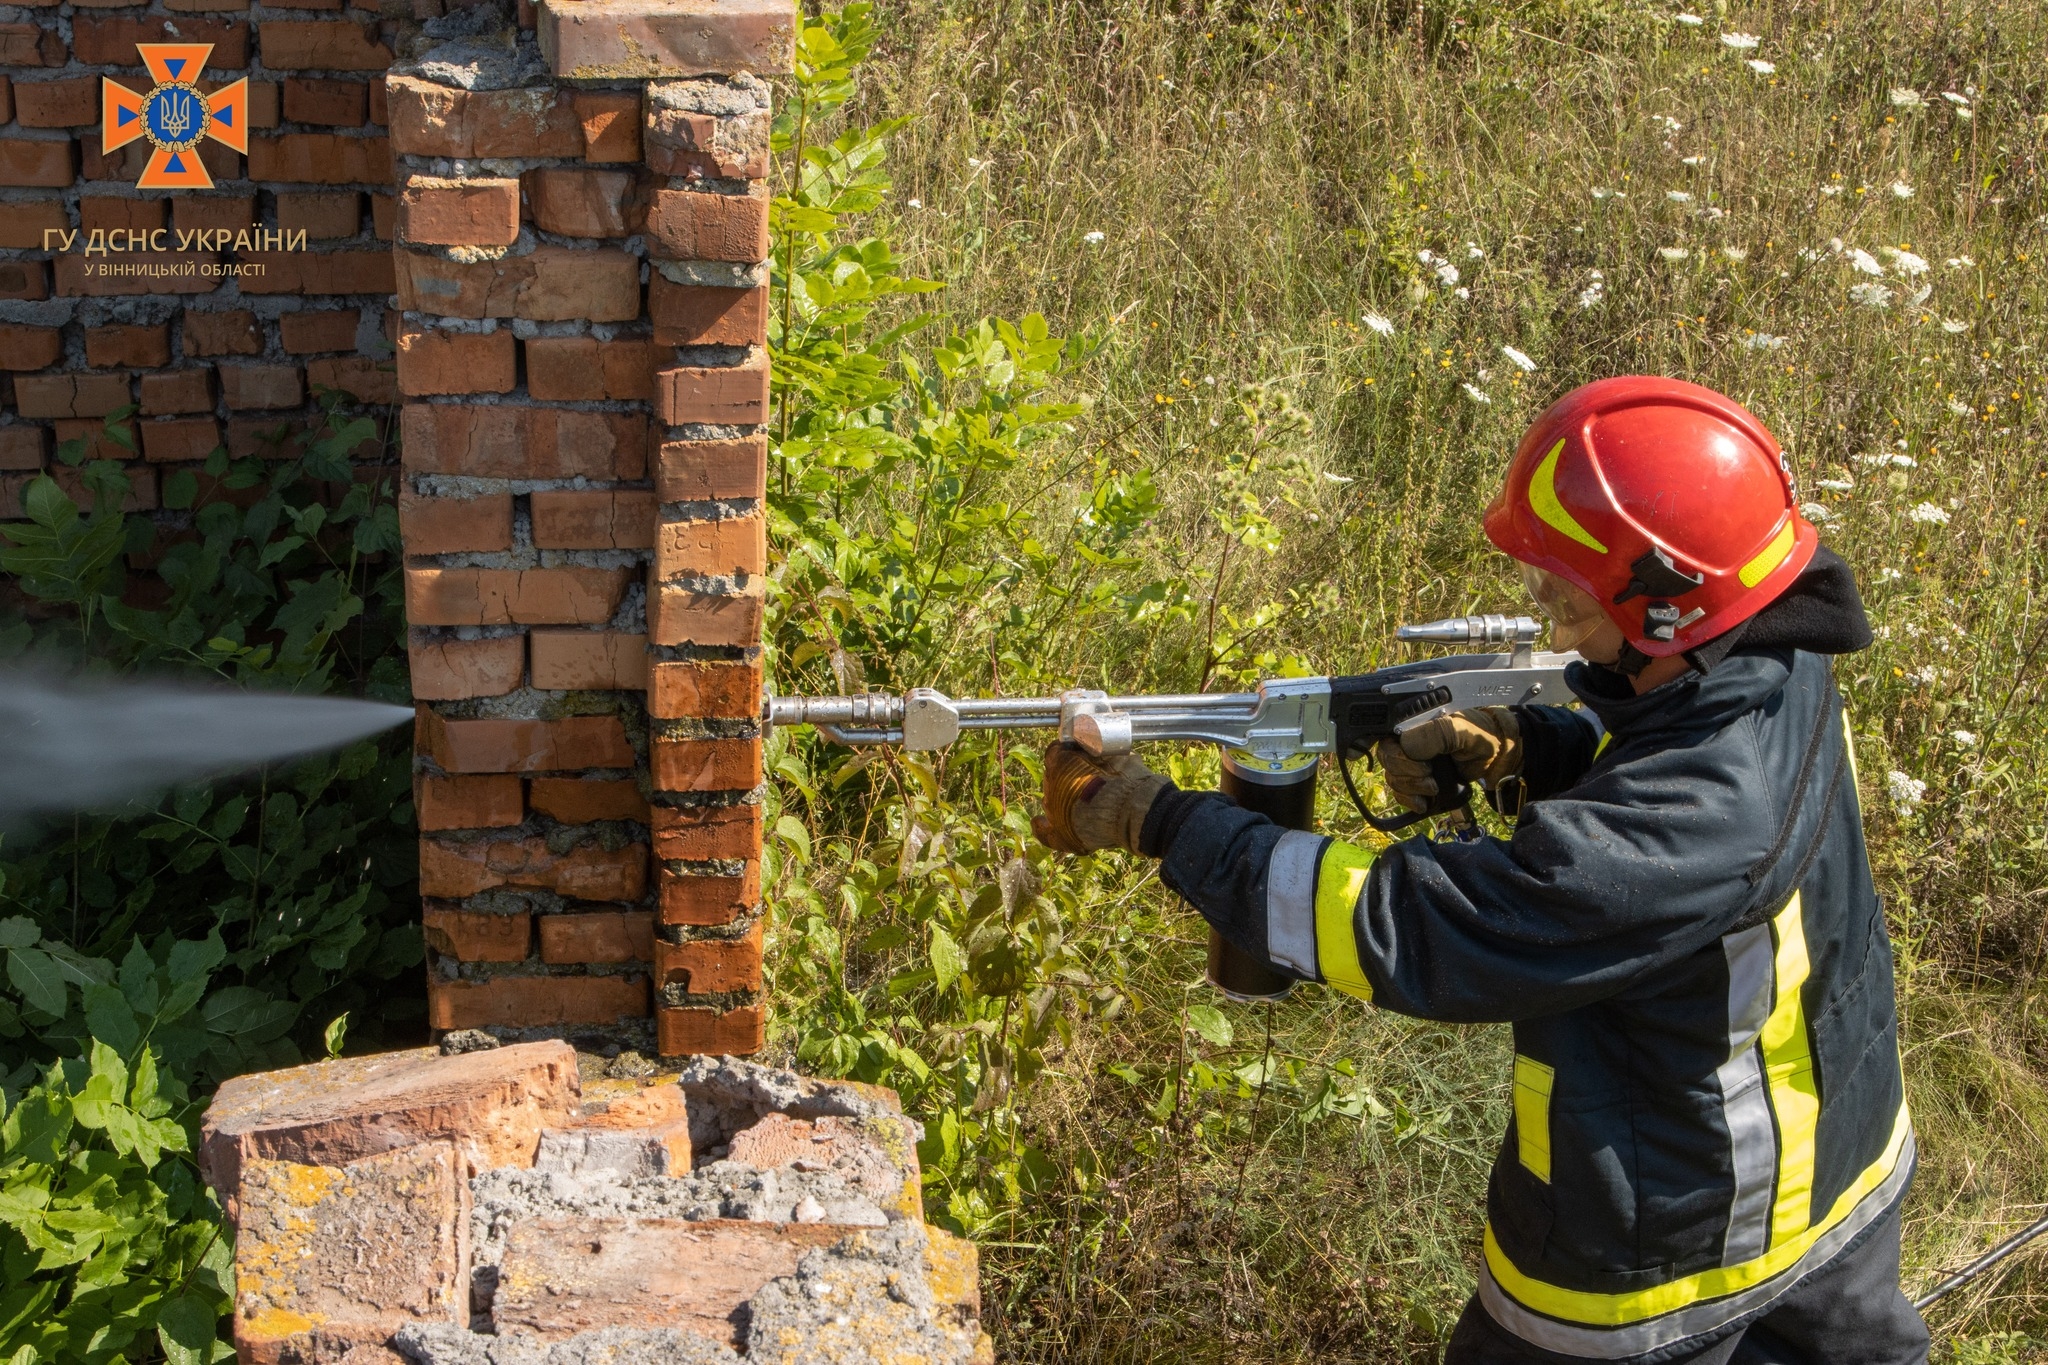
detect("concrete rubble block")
(233, 1143), (467, 1364)
(535, 1080), (693, 1177)
(726, 1112), (924, 1222)
(201, 1041), (581, 1217)
(395, 1323), (740, 1365)
(743, 1222), (985, 1365)
(673, 1054), (902, 1155)
(491, 1217), (848, 1346)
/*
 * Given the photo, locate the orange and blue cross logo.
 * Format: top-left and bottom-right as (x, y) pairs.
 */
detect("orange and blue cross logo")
(101, 45), (248, 191)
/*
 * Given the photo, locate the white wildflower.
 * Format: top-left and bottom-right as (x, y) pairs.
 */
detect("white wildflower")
(1848, 248), (1884, 275)
(1660, 247), (1691, 261)
(1889, 88), (1926, 109)
(1886, 770), (1927, 815)
(1322, 471), (1355, 484)
(1501, 345), (1536, 372)
(1748, 59), (1777, 74)
(1820, 184), (1844, 196)
(1591, 186), (1625, 200)
(1947, 398), (1972, 416)
(1433, 261), (1461, 286)
(1363, 312), (1395, 336)
(1667, 190), (1695, 202)
(1675, 12), (1704, 23)
(1454, 287), (1471, 299)
(1906, 665), (1940, 687)
(1940, 319), (1969, 333)
(1891, 454), (1917, 468)
(1720, 32), (1761, 50)
(1653, 115), (1684, 133)
(1951, 729), (1978, 747)
(1466, 242), (1486, 259)
(1817, 478), (1854, 491)
(1682, 155), (1704, 166)
(906, 198), (922, 209)
(1942, 91), (1970, 107)
(1417, 248), (1438, 263)
(1848, 282), (1894, 308)
(1476, 368), (1494, 382)
(1906, 283), (1932, 306)
(1697, 205), (1726, 222)
(1880, 248), (1929, 276)
(966, 156), (987, 168)
(1890, 180), (1915, 199)
(1906, 502), (1950, 525)
(1461, 383), (1491, 404)
(1877, 567), (1904, 583)
(1801, 502), (1834, 523)
(1723, 246), (1750, 262)
(1577, 272), (1608, 309)
(1741, 333), (1788, 350)
(1082, 230), (1105, 244)
(1945, 256), (1975, 270)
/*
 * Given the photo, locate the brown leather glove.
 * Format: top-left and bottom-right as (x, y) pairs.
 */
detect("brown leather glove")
(1373, 706), (1522, 813)
(1032, 741), (1171, 855)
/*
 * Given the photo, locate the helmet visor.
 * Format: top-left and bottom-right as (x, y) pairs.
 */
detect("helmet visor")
(1519, 562), (1610, 654)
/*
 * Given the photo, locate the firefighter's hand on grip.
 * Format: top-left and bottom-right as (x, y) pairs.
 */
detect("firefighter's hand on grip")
(1032, 741), (1171, 855)
(1374, 705), (1522, 813)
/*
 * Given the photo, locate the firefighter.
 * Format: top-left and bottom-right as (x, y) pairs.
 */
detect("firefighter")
(1032, 377), (1927, 1364)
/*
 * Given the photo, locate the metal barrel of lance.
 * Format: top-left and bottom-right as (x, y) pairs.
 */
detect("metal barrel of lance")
(1211, 747), (1316, 1002)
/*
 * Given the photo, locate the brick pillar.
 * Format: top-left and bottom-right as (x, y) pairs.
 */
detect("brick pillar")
(394, 0), (788, 1056)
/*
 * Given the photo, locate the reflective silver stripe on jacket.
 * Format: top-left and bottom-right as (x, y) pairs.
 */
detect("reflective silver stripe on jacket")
(1718, 923), (1779, 1265)
(1264, 829), (1327, 979)
(1475, 1129), (1916, 1360)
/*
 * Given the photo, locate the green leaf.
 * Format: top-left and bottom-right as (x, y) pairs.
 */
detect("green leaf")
(7, 948), (69, 1018)
(322, 1012), (348, 1060)
(928, 924), (964, 995)
(82, 986), (139, 1057)
(1184, 1004), (1233, 1048)
(158, 1294), (219, 1365)
(0, 919), (37, 951)
(772, 814), (812, 859)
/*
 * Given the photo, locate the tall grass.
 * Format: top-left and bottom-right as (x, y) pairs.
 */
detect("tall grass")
(787, 0), (2048, 1357)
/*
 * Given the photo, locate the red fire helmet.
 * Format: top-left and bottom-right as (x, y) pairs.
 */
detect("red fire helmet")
(1482, 376), (1816, 657)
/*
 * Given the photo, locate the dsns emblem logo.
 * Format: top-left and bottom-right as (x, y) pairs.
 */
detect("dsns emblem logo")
(101, 45), (248, 190)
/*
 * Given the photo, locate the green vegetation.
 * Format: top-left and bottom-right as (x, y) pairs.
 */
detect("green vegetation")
(764, 2), (2048, 1360)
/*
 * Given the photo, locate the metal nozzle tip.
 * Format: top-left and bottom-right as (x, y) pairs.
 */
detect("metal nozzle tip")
(1397, 615), (1544, 646)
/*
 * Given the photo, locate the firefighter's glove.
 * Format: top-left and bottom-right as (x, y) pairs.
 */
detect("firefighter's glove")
(1373, 706), (1522, 813)
(1032, 741), (1171, 856)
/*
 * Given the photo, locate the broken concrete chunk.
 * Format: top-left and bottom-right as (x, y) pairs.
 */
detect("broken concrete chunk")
(727, 1113), (922, 1220)
(394, 1323), (741, 1365)
(673, 1055), (901, 1153)
(744, 1223), (982, 1365)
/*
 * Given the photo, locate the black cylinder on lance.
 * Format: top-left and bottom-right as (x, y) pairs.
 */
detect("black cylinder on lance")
(1208, 748), (1316, 1002)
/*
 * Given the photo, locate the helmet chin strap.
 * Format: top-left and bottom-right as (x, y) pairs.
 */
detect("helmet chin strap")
(1612, 643), (1655, 678)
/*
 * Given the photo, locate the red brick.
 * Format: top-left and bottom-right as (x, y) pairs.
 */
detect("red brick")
(13, 77), (95, 128)
(654, 435), (765, 503)
(84, 324), (170, 369)
(419, 837), (648, 900)
(78, 132), (148, 183)
(649, 660), (760, 720)
(0, 25), (66, 69)
(399, 177), (520, 248)
(397, 327), (516, 396)
(258, 19), (391, 70)
(643, 189), (767, 263)
(367, 76), (387, 125)
(170, 195), (256, 237)
(283, 75), (367, 125)
(417, 773), (524, 831)
(306, 356), (396, 404)
(0, 261), (49, 301)
(655, 514), (764, 579)
(220, 364), (303, 411)
(523, 168), (637, 239)
(573, 90), (640, 162)
(0, 200), (66, 250)
(0, 77), (8, 124)
(141, 418), (223, 463)
(395, 245), (640, 323)
(0, 325), (60, 372)
(428, 975), (650, 1032)
(653, 922), (762, 994)
(423, 904), (531, 960)
(418, 708), (635, 774)
(0, 137), (74, 188)
(652, 736), (761, 794)
(531, 490), (655, 550)
(540, 912), (653, 966)
(650, 803), (759, 862)
(182, 309), (263, 357)
(647, 278), (767, 347)
(0, 474), (34, 520)
(50, 459), (157, 511)
(0, 427), (48, 472)
(529, 776), (649, 824)
(401, 491), (513, 555)
(406, 567), (633, 627)
(370, 192), (395, 240)
(401, 404), (646, 480)
(524, 336), (653, 402)
(385, 78), (581, 159)
(656, 1004), (764, 1057)
(236, 248), (395, 296)
(78, 199), (166, 235)
(138, 370), (212, 416)
(539, 0), (793, 81)
(51, 417), (133, 464)
(247, 133), (390, 184)
(408, 635), (525, 700)
(279, 308), (361, 354)
(14, 373), (131, 419)
(644, 104), (770, 180)
(74, 16), (248, 66)
(649, 584), (762, 648)
(528, 630), (649, 690)
(654, 355), (769, 426)
(53, 253), (218, 298)
(276, 190), (362, 240)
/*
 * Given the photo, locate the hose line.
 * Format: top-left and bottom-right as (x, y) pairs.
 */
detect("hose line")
(1914, 1212), (2048, 1312)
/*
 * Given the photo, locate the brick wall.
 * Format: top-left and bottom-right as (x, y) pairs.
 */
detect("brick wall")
(398, 0), (788, 1056)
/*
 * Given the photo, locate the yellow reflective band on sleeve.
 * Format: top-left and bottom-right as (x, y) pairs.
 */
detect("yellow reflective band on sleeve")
(1739, 517), (1796, 589)
(1483, 1102), (1912, 1328)
(1762, 892), (1820, 1247)
(1529, 438), (1610, 554)
(1513, 1056), (1555, 1183)
(1313, 842), (1377, 1001)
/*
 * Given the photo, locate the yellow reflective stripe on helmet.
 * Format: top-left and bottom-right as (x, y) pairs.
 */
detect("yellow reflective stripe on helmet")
(1312, 841), (1377, 1001)
(1513, 1056), (1555, 1183)
(1483, 1102), (1912, 1327)
(1762, 892), (1820, 1247)
(1529, 438), (1610, 554)
(1738, 517), (1796, 589)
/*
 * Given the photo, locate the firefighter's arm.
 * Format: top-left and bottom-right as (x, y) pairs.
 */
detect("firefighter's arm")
(1374, 705), (1603, 815)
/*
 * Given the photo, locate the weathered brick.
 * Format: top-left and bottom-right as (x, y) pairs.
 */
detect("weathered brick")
(78, 198), (166, 235)
(401, 404), (646, 480)
(643, 189), (767, 263)
(0, 324), (60, 371)
(647, 278), (767, 347)
(531, 489), (655, 550)
(524, 335), (653, 402)
(276, 190), (363, 240)
(170, 194), (257, 237)
(220, 363), (304, 411)
(408, 634), (526, 700)
(724, 1112), (923, 1217)
(399, 176), (520, 248)
(0, 24), (66, 69)
(406, 566), (633, 627)
(396, 327), (516, 395)
(400, 491), (514, 555)
(53, 252), (219, 298)
(649, 584), (763, 648)
(370, 191), (395, 240)
(529, 630), (649, 691)
(51, 458), (157, 511)
(283, 75), (368, 125)
(0, 199), (66, 250)
(248, 78), (281, 127)
(416, 773), (524, 831)
(656, 1004), (764, 1057)
(654, 354), (769, 426)
(139, 369), (213, 416)
(653, 922), (762, 994)
(572, 90), (640, 162)
(649, 660), (761, 720)
(85, 324), (170, 369)
(529, 776), (649, 825)
(394, 245), (639, 322)
(539, 911), (653, 966)
(0, 427), (48, 473)
(74, 16), (247, 66)
(13, 76), (96, 128)
(0, 261), (49, 301)
(78, 131), (149, 183)
(652, 736), (761, 793)
(258, 19), (392, 70)
(423, 904), (531, 960)
(236, 249), (396, 295)
(0, 136), (75, 187)
(428, 974), (649, 1031)
(523, 167), (638, 238)
(536, 1081), (690, 1178)
(654, 435), (765, 503)
(419, 836), (648, 900)
(385, 78), (582, 159)
(418, 708), (635, 774)
(367, 75), (386, 124)
(306, 356), (396, 404)
(279, 308), (361, 355)
(655, 514), (765, 579)
(15, 372), (131, 419)
(182, 308), (263, 357)
(644, 101), (769, 180)
(141, 417), (223, 463)
(51, 417), (134, 464)
(247, 133), (390, 184)
(650, 802), (759, 862)
(538, 0), (795, 81)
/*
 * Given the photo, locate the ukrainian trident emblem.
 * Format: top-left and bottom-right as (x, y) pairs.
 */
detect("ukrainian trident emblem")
(101, 44), (248, 191)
